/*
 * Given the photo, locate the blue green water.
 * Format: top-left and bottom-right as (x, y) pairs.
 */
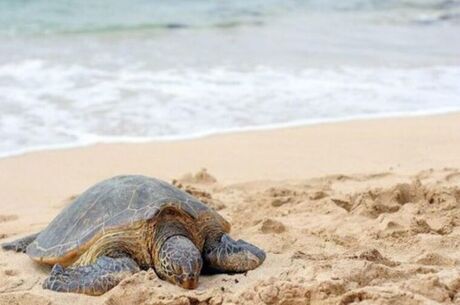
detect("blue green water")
(0, 0), (459, 157)
(1, 0), (459, 35)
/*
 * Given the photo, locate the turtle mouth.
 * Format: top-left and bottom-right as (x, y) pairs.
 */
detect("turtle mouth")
(176, 274), (199, 289)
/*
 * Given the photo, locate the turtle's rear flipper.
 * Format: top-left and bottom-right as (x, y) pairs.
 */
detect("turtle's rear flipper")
(1, 232), (40, 253)
(204, 234), (266, 273)
(43, 256), (140, 295)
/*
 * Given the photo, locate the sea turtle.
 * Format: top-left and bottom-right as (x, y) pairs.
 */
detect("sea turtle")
(1, 175), (265, 295)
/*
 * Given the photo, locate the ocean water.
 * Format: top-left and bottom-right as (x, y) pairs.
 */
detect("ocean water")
(0, 0), (459, 157)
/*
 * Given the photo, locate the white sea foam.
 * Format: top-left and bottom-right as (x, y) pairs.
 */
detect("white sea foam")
(1, 60), (459, 158)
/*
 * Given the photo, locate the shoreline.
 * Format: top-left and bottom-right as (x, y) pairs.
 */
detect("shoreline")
(1, 109), (460, 160)
(1, 111), (459, 185)
(0, 111), (458, 216)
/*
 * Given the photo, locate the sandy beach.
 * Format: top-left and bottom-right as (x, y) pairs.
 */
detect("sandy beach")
(0, 113), (459, 305)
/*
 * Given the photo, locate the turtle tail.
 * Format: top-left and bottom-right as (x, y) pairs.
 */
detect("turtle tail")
(1, 232), (40, 253)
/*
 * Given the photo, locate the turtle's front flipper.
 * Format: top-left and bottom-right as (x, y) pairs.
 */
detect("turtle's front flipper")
(43, 256), (140, 295)
(204, 234), (265, 273)
(1, 232), (40, 253)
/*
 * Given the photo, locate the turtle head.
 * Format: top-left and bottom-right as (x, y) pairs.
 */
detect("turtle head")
(156, 235), (202, 289)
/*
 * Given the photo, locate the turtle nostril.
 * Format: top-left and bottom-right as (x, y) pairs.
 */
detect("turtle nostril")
(181, 274), (198, 289)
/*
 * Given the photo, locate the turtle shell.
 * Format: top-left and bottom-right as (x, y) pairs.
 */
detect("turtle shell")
(27, 175), (228, 263)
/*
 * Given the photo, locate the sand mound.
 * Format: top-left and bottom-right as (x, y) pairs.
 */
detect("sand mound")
(1, 169), (459, 305)
(176, 168), (218, 184)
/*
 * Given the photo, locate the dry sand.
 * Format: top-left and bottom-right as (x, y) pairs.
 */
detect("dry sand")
(0, 113), (459, 305)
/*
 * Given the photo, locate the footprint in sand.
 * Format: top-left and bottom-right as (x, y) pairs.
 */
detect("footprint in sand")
(337, 182), (426, 218)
